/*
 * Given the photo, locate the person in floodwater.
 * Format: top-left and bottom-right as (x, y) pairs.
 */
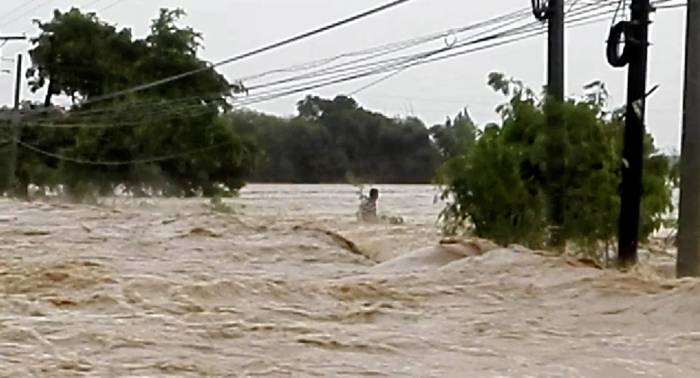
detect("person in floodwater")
(358, 188), (379, 222)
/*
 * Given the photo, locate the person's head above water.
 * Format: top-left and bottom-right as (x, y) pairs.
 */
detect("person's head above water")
(369, 188), (379, 201)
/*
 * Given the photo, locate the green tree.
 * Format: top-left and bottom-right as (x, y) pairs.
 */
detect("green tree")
(439, 73), (674, 251)
(27, 8), (140, 105)
(20, 7), (257, 198)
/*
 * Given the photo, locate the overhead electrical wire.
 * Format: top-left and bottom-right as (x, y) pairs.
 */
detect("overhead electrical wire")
(0, 0), (42, 21)
(38, 2), (565, 120)
(13, 137), (234, 166)
(26, 102), (224, 129)
(25, 0), (635, 128)
(83, 0), (108, 9)
(235, 6), (533, 83)
(242, 9), (536, 92)
(98, 0), (129, 13)
(34, 0), (614, 120)
(26, 4), (537, 124)
(23, 1), (613, 131)
(26, 9), (541, 127)
(348, 69), (407, 96)
(84, 0), (417, 105)
(26, 0), (628, 121)
(0, 0), (54, 28)
(239, 0), (684, 107)
(229, 0), (621, 106)
(216, 0), (618, 102)
(237, 0), (679, 105)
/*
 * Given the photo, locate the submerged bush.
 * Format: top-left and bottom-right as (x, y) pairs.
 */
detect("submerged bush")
(438, 74), (674, 251)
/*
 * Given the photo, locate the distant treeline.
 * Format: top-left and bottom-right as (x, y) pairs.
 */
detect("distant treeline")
(231, 95), (474, 184)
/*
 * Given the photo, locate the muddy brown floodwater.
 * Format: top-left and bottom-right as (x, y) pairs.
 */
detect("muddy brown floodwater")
(0, 184), (698, 377)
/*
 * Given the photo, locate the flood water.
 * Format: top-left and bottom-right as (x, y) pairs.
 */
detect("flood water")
(0, 184), (698, 377)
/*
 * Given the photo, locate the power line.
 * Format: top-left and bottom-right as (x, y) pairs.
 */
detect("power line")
(83, 0), (108, 9)
(247, 0), (671, 104)
(15, 0), (667, 127)
(43, 11), (538, 123)
(0, 0), (54, 28)
(230, 4), (646, 107)
(26, 5), (532, 123)
(241, 0), (615, 94)
(15, 137), (234, 166)
(84, 0), (417, 104)
(232, 6), (590, 102)
(98, 0), (129, 13)
(23, 0), (623, 128)
(25, 102), (221, 129)
(349, 69), (406, 96)
(243, 9), (535, 92)
(0, 0), (42, 20)
(25, 0), (621, 124)
(32, 94), (229, 124)
(234, 31), (549, 107)
(235, 6), (533, 83)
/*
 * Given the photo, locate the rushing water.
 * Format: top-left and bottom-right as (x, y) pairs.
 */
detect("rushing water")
(0, 184), (698, 377)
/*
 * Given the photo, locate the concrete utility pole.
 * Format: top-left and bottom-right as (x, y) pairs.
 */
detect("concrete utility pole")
(613, 0), (653, 266)
(677, 0), (700, 277)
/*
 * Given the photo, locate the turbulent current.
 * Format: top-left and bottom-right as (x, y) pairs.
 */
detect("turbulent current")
(0, 184), (698, 377)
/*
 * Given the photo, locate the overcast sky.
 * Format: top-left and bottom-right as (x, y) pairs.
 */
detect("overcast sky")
(0, 0), (688, 150)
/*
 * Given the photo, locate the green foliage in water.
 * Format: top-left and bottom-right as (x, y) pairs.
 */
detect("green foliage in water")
(5, 8), (258, 199)
(438, 74), (675, 249)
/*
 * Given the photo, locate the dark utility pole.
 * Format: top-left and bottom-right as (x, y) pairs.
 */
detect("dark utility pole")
(547, 0), (566, 248)
(547, 0), (565, 101)
(677, 0), (700, 277)
(533, 0), (566, 247)
(531, 0), (566, 98)
(0, 36), (26, 195)
(14, 54), (22, 109)
(608, 0), (653, 266)
(6, 54), (23, 194)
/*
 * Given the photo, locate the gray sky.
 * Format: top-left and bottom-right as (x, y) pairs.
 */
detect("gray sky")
(0, 0), (688, 150)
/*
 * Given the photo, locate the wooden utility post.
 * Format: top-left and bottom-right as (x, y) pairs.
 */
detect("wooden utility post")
(677, 0), (700, 277)
(609, 0), (653, 266)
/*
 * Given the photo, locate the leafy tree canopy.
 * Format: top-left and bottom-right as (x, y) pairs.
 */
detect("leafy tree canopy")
(438, 73), (674, 252)
(7, 7), (256, 199)
(231, 95), (446, 184)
